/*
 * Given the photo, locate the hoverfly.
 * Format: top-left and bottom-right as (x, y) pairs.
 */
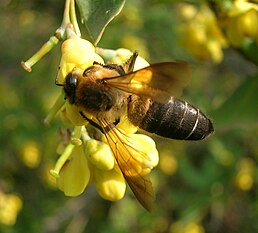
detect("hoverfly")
(58, 52), (214, 211)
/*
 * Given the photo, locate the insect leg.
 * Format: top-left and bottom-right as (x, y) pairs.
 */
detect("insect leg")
(79, 111), (120, 133)
(79, 111), (104, 132)
(125, 51), (138, 73)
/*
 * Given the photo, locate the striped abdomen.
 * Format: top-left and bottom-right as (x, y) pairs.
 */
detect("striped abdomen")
(128, 96), (214, 140)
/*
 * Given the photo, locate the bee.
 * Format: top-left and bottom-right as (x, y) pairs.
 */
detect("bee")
(58, 52), (214, 211)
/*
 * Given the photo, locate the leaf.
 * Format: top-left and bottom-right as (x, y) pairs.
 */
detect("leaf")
(211, 73), (258, 130)
(241, 40), (258, 66)
(75, 0), (125, 45)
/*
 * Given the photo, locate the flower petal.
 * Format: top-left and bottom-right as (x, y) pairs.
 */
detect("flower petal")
(95, 167), (126, 201)
(57, 145), (90, 196)
(85, 139), (115, 170)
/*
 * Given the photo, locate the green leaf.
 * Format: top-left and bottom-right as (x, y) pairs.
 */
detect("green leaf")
(75, 0), (125, 45)
(241, 40), (258, 66)
(212, 73), (258, 129)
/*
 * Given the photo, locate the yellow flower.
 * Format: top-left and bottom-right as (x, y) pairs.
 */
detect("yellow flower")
(234, 158), (255, 191)
(85, 139), (115, 170)
(18, 140), (41, 168)
(178, 4), (228, 63)
(221, 0), (258, 47)
(54, 128), (159, 202)
(170, 221), (204, 233)
(124, 133), (159, 176)
(60, 101), (88, 126)
(100, 128), (159, 177)
(94, 165), (126, 201)
(0, 191), (22, 226)
(56, 37), (104, 85)
(115, 114), (138, 134)
(56, 37), (104, 126)
(56, 145), (91, 196)
(106, 48), (149, 70)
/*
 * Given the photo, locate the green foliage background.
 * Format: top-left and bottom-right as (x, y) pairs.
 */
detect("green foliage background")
(0, 0), (257, 233)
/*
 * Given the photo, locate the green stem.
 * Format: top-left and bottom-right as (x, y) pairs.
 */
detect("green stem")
(21, 0), (74, 72)
(96, 48), (117, 61)
(55, 0), (71, 39)
(43, 92), (65, 127)
(50, 126), (83, 178)
(70, 0), (81, 37)
(50, 142), (75, 178)
(63, 0), (71, 25)
(81, 126), (91, 142)
(71, 126), (83, 145)
(21, 36), (59, 72)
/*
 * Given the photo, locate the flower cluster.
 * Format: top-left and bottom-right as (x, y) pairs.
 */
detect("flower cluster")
(219, 0), (258, 47)
(50, 37), (159, 203)
(20, 0), (159, 209)
(178, 1), (258, 63)
(178, 4), (228, 63)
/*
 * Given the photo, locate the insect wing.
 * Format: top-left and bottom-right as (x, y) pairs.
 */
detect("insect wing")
(98, 119), (155, 211)
(103, 62), (190, 101)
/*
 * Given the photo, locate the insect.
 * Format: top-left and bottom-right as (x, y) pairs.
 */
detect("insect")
(58, 52), (214, 211)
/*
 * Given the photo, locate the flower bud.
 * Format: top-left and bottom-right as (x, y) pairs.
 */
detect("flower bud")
(224, 8), (258, 47)
(132, 134), (159, 168)
(0, 191), (22, 226)
(107, 129), (159, 176)
(126, 133), (159, 176)
(56, 37), (104, 84)
(18, 140), (41, 168)
(107, 48), (149, 70)
(56, 145), (90, 196)
(85, 139), (115, 170)
(179, 4), (227, 63)
(234, 158), (255, 191)
(94, 167), (126, 201)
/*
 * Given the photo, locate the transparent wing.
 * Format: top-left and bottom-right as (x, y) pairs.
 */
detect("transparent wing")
(103, 62), (190, 102)
(98, 118), (155, 211)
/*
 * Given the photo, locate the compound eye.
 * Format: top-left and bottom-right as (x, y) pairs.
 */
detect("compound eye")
(66, 73), (77, 88)
(83, 66), (94, 77)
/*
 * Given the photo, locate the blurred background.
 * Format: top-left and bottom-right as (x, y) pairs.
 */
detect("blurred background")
(0, 0), (257, 232)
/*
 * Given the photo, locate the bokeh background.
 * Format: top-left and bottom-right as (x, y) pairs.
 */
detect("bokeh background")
(1, 0), (257, 232)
